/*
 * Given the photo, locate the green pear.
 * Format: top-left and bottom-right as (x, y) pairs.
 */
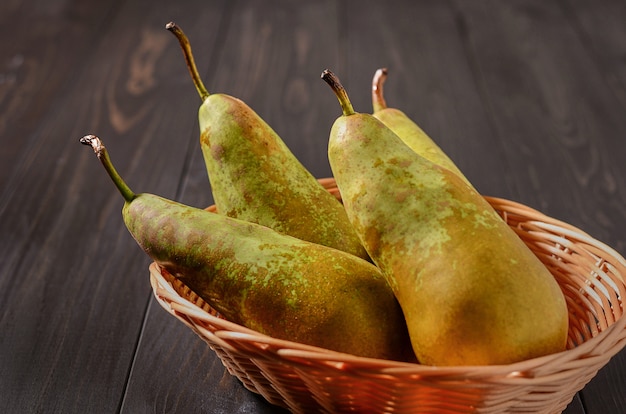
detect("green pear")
(80, 134), (413, 361)
(322, 70), (569, 366)
(372, 68), (474, 189)
(166, 22), (368, 261)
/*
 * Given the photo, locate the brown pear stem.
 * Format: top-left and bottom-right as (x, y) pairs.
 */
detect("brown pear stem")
(80, 135), (136, 203)
(372, 68), (388, 112)
(166, 21), (210, 100)
(321, 69), (355, 116)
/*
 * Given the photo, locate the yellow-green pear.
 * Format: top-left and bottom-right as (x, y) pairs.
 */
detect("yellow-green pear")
(81, 134), (413, 362)
(166, 22), (368, 261)
(322, 70), (569, 366)
(372, 68), (474, 189)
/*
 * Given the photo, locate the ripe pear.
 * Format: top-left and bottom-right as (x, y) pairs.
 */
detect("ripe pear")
(372, 68), (474, 189)
(80, 134), (413, 361)
(166, 22), (368, 261)
(322, 70), (569, 366)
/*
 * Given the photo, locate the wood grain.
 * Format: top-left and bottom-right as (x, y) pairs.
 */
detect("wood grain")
(1, 0), (625, 413)
(0, 0), (121, 191)
(0, 0), (221, 412)
(342, 0), (513, 198)
(450, 1), (626, 411)
(555, 0), (626, 411)
(121, 0), (338, 412)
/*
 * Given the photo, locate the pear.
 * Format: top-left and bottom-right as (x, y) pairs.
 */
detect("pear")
(322, 70), (569, 366)
(80, 134), (413, 361)
(166, 22), (368, 261)
(372, 68), (474, 189)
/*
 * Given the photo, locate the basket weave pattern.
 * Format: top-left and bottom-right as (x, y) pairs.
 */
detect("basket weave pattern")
(149, 179), (626, 413)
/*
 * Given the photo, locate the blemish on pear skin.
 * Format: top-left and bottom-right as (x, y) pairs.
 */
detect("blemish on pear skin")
(389, 157), (413, 169)
(395, 189), (416, 203)
(211, 144), (225, 162)
(364, 224), (382, 259)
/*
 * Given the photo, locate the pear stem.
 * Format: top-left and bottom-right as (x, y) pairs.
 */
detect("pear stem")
(372, 68), (388, 112)
(166, 21), (210, 100)
(321, 69), (355, 116)
(80, 135), (136, 203)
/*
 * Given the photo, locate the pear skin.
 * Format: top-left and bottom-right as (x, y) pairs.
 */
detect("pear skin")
(166, 22), (369, 261)
(372, 68), (474, 189)
(322, 70), (569, 366)
(80, 134), (413, 362)
(196, 94), (368, 259)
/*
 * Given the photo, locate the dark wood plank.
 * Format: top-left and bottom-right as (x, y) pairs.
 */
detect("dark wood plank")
(342, 0), (624, 413)
(121, 300), (286, 413)
(0, 0), (122, 191)
(202, 0), (344, 181)
(341, 0), (512, 197)
(450, 0), (626, 412)
(1, 0), (624, 413)
(561, 0), (626, 112)
(120, 1), (339, 412)
(557, 0), (626, 412)
(0, 0), (219, 412)
(451, 0), (626, 240)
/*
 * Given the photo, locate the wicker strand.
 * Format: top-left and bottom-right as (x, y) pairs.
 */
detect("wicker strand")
(149, 182), (626, 414)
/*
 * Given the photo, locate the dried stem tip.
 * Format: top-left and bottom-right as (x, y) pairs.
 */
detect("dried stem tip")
(166, 21), (210, 100)
(80, 134), (104, 155)
(80, 134), (136, 203)
(372, 67), (389, 112)
(321, 69), (355, 117)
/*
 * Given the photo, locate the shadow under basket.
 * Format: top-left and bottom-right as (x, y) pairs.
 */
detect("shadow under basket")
(149, 178), (626, 414)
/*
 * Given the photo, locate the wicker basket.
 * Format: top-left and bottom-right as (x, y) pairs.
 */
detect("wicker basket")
(149, 178), (626, 413)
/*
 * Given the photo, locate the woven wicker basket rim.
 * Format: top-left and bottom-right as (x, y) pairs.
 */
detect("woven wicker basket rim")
(149, 184), (626, 379)
(150, 261), (626, 378)
(149, 178), (626, 413)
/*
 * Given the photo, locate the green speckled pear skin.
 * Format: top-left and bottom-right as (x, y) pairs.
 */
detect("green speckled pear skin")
(166, 22), (368, 261)
(371, 68), (473, 189)
(327, 106), (568, 366)
(123, 193), (414, 362)
(372, 108), (473, 189)
(197, 94), (369, 261)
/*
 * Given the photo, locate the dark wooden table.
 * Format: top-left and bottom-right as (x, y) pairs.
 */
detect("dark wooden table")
(2, 0), (625, 412)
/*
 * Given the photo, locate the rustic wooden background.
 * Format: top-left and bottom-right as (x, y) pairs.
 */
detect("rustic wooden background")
(1, 0), (625, 412)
